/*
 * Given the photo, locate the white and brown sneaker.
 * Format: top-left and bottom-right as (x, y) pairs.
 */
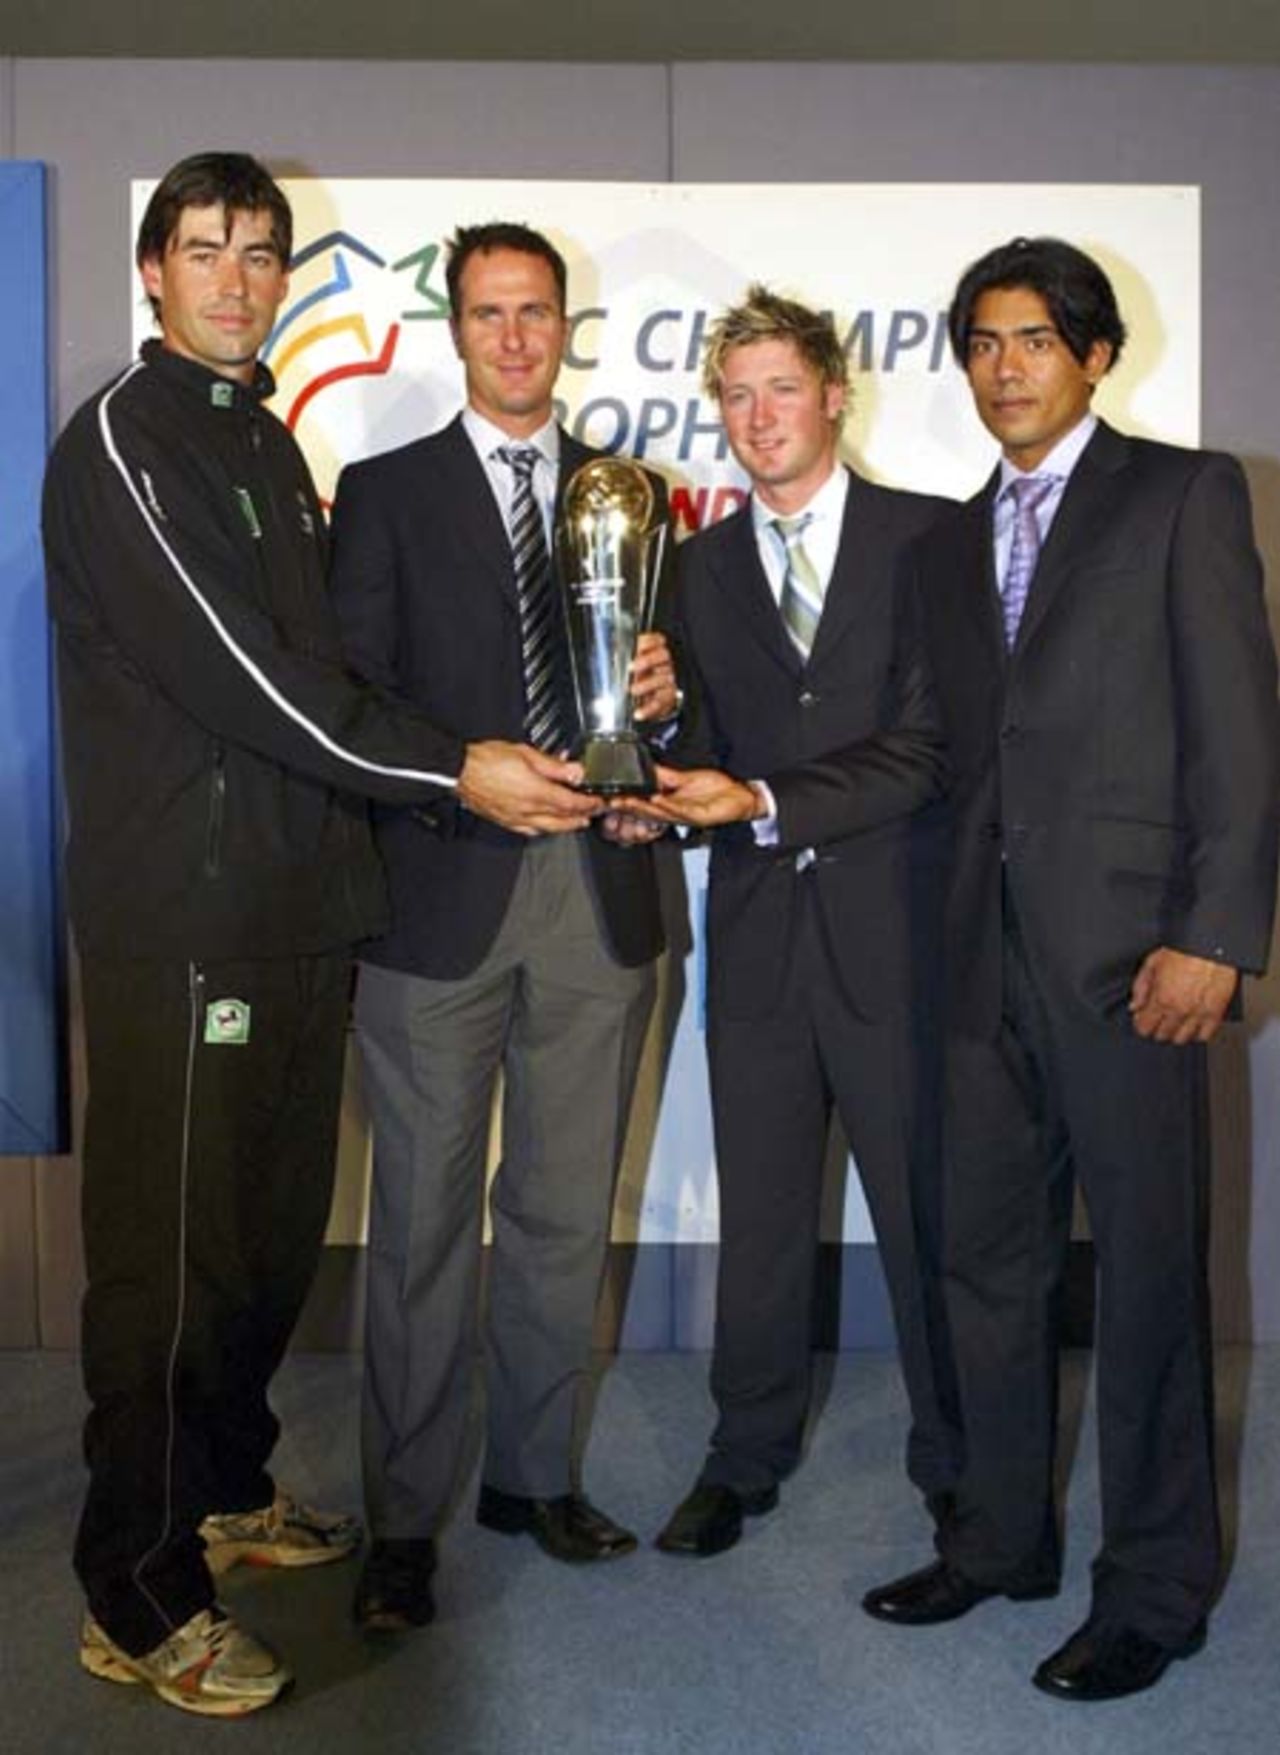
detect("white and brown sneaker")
(200, 1491), (362, 1574)
(80, 1606), (291, 1717)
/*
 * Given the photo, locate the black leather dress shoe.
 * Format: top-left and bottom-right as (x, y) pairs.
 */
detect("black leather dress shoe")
(475, 1485), (637, 1562)
(353, 1538), (437, 1632)
(655, 1481), (779, 1557)
(862, 1558), (1057, 1625)
(1032, 1618), (1207, 1701)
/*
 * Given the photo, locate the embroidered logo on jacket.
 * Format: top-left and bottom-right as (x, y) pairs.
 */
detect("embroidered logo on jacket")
(233, 487), (263, 540)
(204, 998), (252, 1046)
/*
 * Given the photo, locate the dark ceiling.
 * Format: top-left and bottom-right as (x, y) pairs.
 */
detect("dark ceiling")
(2, 0), (1279, 63)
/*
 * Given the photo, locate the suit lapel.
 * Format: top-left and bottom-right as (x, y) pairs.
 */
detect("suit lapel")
(708, 502), (803, 677)
(438, 415), (520, 606)
(949, 473), (1007, 674)
(807, 469), (884, 665)
(1012, 421), (1131, 658)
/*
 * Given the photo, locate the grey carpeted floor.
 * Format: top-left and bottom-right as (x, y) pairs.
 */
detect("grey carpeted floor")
(3, 1347), (1278, 1753)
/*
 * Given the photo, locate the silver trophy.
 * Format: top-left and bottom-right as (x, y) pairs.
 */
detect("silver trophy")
(555, 458), (668, 795)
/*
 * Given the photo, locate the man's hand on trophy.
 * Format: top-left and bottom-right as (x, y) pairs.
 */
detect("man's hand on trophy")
(630, 631), (681, 723)
(616, 764), (764, 829)
(458, 741), (601, 836)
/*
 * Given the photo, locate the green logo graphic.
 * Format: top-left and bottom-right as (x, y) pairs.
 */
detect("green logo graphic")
(205, 998), (251, 1046)
(233, 486), (263, 539)
(393, 243), (451, 321)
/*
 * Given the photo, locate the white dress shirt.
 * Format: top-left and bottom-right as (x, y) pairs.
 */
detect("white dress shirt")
(750, 462), (849, 609)
(462, 405), (560, 545)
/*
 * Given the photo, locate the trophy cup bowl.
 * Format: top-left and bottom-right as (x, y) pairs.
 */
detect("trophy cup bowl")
(555, 458), (667, 796)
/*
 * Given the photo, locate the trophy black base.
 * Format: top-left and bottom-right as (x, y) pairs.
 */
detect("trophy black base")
(577, 734), (656, 797)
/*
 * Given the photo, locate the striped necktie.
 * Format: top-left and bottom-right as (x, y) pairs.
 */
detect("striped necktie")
(1000, 475), (1056, 648)
(495, 445), (575, 753)
(771, 512), (823, 658)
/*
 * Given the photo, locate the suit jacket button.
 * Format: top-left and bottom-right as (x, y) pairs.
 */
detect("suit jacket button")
(1000, 723), (1020, 742)
(799, 689), (817, 707)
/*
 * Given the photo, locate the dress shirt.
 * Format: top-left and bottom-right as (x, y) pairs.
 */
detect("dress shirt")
(750, 463), (849, 609)
(463, 405), (560, 545)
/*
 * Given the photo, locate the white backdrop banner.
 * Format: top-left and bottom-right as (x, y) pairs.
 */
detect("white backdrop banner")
(131, 180), (1201, 1241)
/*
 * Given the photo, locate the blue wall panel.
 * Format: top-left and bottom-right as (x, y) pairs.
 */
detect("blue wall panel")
(0, 162), (64, 1153)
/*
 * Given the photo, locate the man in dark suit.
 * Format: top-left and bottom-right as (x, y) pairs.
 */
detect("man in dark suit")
(863, 237), (1280, 1702)
(328, 223), (677, 1630)
(622, 286), (962, 1560)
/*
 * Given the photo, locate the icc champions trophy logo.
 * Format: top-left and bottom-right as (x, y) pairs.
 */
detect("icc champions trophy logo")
(261, 227), (458, 506)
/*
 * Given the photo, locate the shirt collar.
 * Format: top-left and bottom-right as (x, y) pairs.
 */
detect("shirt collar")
(751, 461), (848, 538)
(463, 404), (560, 469)
(998, 412), (1097, 498)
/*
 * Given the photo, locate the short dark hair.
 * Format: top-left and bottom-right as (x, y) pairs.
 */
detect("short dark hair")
(136, 152), (292, 313)
(445, 222), (568, 319)
(948, 237), (1127, 371)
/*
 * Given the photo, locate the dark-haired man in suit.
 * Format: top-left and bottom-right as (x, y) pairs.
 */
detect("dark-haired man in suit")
(863, 237), (1280, 1703)
(329, 222), (677, 1630)
(624, 286), (962, 1562)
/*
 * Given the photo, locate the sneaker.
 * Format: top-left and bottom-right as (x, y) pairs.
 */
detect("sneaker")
(200, 1491), (362, 1574)
(80, 1606), (290, 1717)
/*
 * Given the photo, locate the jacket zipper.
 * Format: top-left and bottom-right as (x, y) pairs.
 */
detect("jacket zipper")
(204, 746), (227, 876)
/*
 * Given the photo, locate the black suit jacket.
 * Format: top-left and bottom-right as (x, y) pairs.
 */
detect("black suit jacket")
(675, 468), (951, 1021)
(329, 415), (665, 977)
(913, 420), (1280, 1037)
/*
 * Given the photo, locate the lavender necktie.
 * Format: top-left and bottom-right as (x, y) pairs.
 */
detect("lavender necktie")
(1000, 475), (1056, 648)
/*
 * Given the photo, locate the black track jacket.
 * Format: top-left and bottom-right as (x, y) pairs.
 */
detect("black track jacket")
(43, 342), (466, 960)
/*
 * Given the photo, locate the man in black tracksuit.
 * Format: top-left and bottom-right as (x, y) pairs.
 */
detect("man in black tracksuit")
(42, 153), (601, 1717)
